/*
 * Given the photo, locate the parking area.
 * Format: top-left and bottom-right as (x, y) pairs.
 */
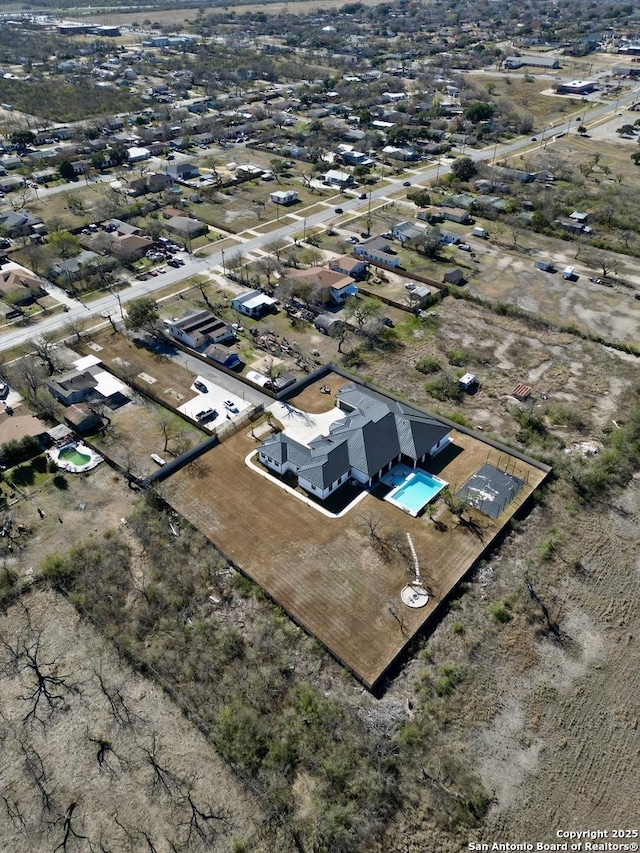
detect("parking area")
(178, 375), (252, 430)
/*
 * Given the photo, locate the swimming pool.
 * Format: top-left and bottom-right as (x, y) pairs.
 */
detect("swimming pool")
(58, 446), (91, 467)
(48, 442), (103, 474)
(384, 467), (448, 516)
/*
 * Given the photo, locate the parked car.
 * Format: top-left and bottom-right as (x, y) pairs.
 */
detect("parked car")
(196, 408), (217, 422)
(194, 380), (208, 393)
(0, 382), (8, 399)
(359, 193), (367, 200)
(223, 399), (239, 413)
(402, 180), (411, 187)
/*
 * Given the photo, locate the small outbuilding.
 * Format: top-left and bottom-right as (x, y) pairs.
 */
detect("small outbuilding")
(459, 373), (478, 391)
(63, 403), (104, 435)
(443, 268), (465, 286)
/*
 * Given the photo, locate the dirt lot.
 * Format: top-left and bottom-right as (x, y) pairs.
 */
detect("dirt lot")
(76, 330), (200, 409)
(162, 374), (547, 688)
(0, 589), (260, 852)
(1, 462), (136, 582)
(357, 295), (638, 444)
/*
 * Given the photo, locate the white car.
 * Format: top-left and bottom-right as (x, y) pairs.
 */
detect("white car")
(223, 399), (239, 413)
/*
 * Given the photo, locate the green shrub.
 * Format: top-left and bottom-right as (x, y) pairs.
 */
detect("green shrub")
(452, 622), (465, 635)
(489, 600), (512, 623)
(445, 411), (471, 427)
(446, 349), (467, 367)
(425, 375), (463, 403)
(435, 662), (462, 696)
(415, 356), (442, 375)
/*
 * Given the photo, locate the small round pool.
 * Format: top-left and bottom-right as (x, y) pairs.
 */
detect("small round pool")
(58, 446), (91, 467)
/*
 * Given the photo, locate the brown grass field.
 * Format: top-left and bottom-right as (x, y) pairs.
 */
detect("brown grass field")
(162, 374), (548, 688)
(81, 0), (388, 27)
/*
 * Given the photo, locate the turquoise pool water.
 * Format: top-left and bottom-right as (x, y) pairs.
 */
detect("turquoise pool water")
(387, 470), (446, 514)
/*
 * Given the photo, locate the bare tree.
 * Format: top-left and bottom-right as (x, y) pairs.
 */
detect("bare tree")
(52, 802), (90, 852)
(0, 611), (80, 727)
(140, 733), (185, 797)
(32, 334), (59, 376)
(18, 735), (55, 812)
(359, 512), (408, 562)
(93, 667), (139, 728)
(179, 790), (229, 845)
(63, 316), (88, 343)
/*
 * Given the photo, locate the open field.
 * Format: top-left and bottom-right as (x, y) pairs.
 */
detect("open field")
(81, 0), (389, 27)
(374, 295), (638, 435)
(76, 330), (201, 408)
(90, 397), (204, 479)
(162, 374), (548, 688)
(0, 462), (136, 578)
(181, 180), (331, 234)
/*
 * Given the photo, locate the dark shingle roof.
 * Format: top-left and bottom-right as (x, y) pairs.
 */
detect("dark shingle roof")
(259, 384), (451, 491)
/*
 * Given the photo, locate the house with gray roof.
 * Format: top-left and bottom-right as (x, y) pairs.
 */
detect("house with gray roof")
(258, 384), (451, 501)
(353, 236), (400, 268)
(49, 250), (100, 281)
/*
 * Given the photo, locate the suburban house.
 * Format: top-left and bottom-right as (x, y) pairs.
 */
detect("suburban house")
(416, 207), (445, 224)
(0, 264), (47, 306)
(392, 220), (427, 245)
(204, 343), (241, 369)
(118, 233), (154, 260)
(258, 384), (452, 501)
(164, 310), (235, 348)
(31, 168), (58, 184)
(232, 289), (277, 318)
(0, 210), (44, 238)
(354, 236), (400, 268)
(329, 255), (368, 280)
(103, 219), (142, 236)
(381, 144), (418, 161)
(127, 172), (173, 195)
(281, 266), (358, 304)
(0, 175), (26, 193)
(47, 357), (128, 407)
(323, 169), (354, 188)
(63, 403), (104, 435)
(270, 189), (299, 205)
(165, 215), (208, 239)
(49, 250), (101, 282)
(441, 207), (472, 225)
(165, 162), (199, 180)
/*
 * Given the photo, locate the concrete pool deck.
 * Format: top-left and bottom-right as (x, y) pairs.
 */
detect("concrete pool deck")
(48, 442), (104, 474)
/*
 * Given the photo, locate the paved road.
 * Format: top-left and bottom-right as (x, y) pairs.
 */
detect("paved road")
(1, 83), (637, 357)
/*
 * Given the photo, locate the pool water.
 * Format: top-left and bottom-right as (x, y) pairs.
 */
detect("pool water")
(58, 446), (91, 466)
(387, 470), (447, 515)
